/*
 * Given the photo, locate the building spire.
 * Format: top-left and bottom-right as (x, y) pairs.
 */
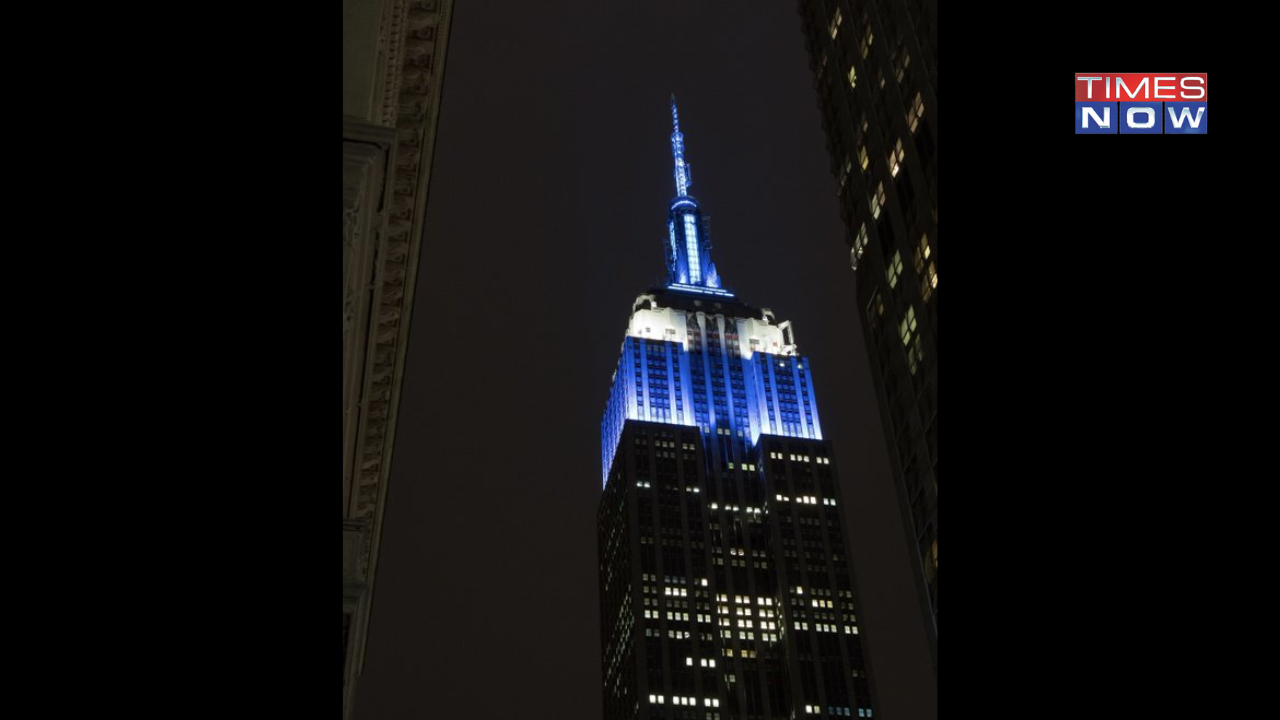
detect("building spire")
(670, 94), (691, 198)
(663, 96), (723, 293)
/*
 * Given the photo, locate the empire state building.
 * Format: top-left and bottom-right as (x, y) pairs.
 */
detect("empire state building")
(597, 99), (878, 720)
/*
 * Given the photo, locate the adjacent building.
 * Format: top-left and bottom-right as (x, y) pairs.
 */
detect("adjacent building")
(795, 0), (937, 669)
(597, 99), (878, 720)
(343, 2), (453, 717)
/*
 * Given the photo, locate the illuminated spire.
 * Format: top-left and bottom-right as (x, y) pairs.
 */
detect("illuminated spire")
(663, 97), (725, 294)
(671, 95), (691, 198)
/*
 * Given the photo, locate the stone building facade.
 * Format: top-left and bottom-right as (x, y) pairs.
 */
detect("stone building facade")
(342, 2), (453, 717)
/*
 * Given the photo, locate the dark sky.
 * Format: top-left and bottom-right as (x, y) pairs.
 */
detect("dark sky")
(354, 2), (936, 719)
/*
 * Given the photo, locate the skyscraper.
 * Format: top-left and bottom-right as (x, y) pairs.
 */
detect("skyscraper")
(795, 0), (937, 669)
(597, 99), (878, 720)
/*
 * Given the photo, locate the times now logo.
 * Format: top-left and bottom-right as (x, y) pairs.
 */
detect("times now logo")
(1075, 73), (1207, 134)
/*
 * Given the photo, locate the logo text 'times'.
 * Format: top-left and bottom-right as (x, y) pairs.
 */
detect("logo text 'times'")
(1075, 73), (1207, 134)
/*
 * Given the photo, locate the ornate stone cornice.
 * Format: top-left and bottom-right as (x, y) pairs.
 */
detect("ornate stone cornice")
(348, 0), (452, 567)
(344, 5), (450, 719)
(343, 122), (396, 516)
(377, 0), (409, 127)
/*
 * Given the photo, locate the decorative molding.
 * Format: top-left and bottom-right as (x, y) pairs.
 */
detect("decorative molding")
(350, 0), (451, 534)
(342, 122), (396, 516)
(342, 520), (371, 586)
(344, 5), (450, 719)
(342, 207), (358, 337)
(377, 0), (409, 127)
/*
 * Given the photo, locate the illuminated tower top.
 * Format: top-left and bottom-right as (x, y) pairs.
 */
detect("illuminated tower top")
(670, 95), (691, 198)
(599, 99), (826, 485)
(665, 96), (725, 295)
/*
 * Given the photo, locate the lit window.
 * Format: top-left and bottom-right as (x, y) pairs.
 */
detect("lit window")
(847, 66), (857, 89)
(860, 27), (873, 58)
(870, 183), (885, 220)
(857, 144), (868, 172)
(900, 310), (924, 374)
(828, 7), (842, 39)
(908, 92), (925, 134)
(850, 223), (868, 270)
(914, 232), (931, 273)
(921, 262), (937, 302)
(889, 138), (906, 178)
(899, 307), (917, 347)
(887, 251), (903, 288)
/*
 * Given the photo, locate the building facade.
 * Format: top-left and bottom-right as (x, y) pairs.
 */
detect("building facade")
(597, 100), (878, 720)
(795, 0), (937, 669)
(343, 1), (452, 717)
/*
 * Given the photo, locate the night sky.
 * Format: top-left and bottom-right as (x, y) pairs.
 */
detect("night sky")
(354, 2), (936, 719)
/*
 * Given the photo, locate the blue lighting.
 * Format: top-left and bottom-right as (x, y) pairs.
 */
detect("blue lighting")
(601, 336), (699, 485)
(671, 97), (691, 198)
(665, 283), (735, 297)
(706, 264), (720, 289)
(600, 332), (824, 486)
(683, 213), (701, 283)
(668, 220), (679, 272)
(666, 97), (724, 293)
(598, 98), (824, 487)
